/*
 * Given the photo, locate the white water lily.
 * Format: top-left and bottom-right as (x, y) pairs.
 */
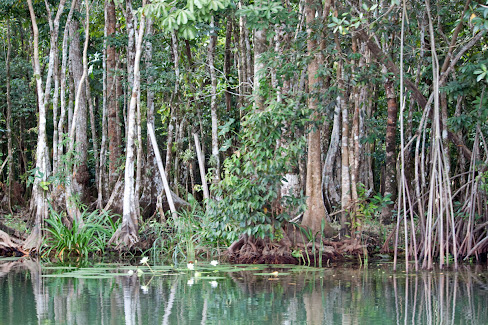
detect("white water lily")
(127, 270), (134, 276)
(187, 263), (195, 270)
(140, 257), (149, 264)
(187, 278), (195, 286)
(141, 285), (149, 294)
(210, 260), (219, 266)
(210, 281), (218, 288)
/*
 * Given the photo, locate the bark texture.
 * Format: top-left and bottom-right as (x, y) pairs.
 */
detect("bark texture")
(301, 0), (334, 236)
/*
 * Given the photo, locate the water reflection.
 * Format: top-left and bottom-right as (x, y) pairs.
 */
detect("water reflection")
(0, 260), (487, 324)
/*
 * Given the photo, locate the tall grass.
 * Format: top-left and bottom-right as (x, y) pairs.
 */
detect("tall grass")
(145, 194), (224, 264)
(43, 207), (119, 259)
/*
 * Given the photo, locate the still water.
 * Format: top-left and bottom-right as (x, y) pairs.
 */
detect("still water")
(0, 258), (487, 324)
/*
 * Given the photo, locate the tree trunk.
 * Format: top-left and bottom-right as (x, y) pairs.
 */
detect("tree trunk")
(68, 2), (89, 202)
(6, 18), (13, 213)
(323, 102), (341, 207)
(301, 0), (333, 236)
(143, 16), (161, 214)
(224, 19), (233, 112)
(86, 82), (100, 201)
(253, 27), (267, 111)
(98, 4), (109, 208)
(25, 0), (51, 250)
(237, 2), (248, 110)
(65, 0), (90, 223)
(110, 0), (147, 248)
(165, 31), (180, 179)
(208, 17), (220, 184)
(107, 0), (120, 190)
(338, 60), (351, 234)
(381, 77), (398, 223)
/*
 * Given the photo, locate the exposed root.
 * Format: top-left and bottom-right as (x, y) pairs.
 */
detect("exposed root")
(0, 230), (28, 257)
(226, 225), (372, 265)
(109, 222), (139, 250)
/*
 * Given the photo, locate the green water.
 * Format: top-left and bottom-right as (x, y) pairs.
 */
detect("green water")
(0, 259), (487, 324)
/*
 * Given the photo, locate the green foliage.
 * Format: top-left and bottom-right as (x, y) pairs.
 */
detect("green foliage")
(207, 98), (309, 242)
(43, 207), (120, 259)
(237, 1), (285, 29)
(355, 183), (392, 226)
(147, 194), (223, 263)
(144, 0), (232, 39)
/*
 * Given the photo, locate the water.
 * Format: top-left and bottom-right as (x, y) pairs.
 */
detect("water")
(0, 259), (487, 324)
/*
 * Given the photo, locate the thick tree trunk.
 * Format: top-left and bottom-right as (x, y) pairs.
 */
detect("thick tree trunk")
(56, 0), (76, 177)
(68, 3), (89, 202)
(25, 0), (50, 250)
(65, 0), (90, 223)
(338, 60), (351, 233)
(107, 0), (120, 190)
(301, 0), (333, 236)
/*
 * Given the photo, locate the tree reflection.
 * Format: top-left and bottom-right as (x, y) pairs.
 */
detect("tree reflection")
(0, 261), (487, 324)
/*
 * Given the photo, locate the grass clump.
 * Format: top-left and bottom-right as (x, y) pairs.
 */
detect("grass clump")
(43, 207), (119, 260)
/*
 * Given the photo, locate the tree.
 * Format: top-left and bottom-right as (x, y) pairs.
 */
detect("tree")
(110, 0), (147, 248)
(301, 0), (334, 236)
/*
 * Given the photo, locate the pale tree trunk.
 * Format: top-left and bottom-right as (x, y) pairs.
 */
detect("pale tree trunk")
(338, 59), (351, 233)
(135, 75), (143, 214)
(144, 16), (161, 210)
(165, 31), (180, 179)
(68, 1), (89, 203)
(44, 0), (70, 213)
(245, 24), (252, 94)
(110, 0), (146, 248)
(253, 26), (266, 111)
(381, 75), (398, 223)
(43, 0), (67, 110)
(224, 19), (233, 112)
(208, 17), (220, 184)
(52, 54), (60, 175)
(6, 18), (13, 213)
(65, 0), (90, 223)
(25, 0), (51, 250)
(107, 0), (120, 190)
(56, 0), (76, 178)
(68, 75), (74, 135)
(98, 4), (109, 208)
(301, 0), (333, 236)
(126, 0), (136, 87)
(323, 102), (341, 206)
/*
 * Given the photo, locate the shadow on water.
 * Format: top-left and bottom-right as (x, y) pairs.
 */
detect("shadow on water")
(0, 259), (487, 324)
